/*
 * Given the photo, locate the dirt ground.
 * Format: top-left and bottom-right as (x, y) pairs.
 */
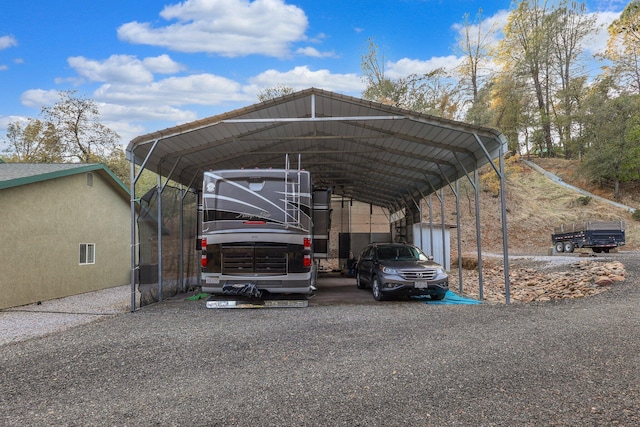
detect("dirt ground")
(532, 157), (640, 209)
(437, 157), (640, 255)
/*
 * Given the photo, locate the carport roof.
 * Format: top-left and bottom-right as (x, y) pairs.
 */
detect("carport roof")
(127, 88), (507, 210)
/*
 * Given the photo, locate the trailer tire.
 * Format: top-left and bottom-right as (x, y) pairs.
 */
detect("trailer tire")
(563, 242), (574, 253)
(555, 242), (565, 253)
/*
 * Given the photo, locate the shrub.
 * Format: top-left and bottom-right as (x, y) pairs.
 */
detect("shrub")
(577, 196), (592, 206)
(480, 155), (523, 197)
(632, 209), (640, 222)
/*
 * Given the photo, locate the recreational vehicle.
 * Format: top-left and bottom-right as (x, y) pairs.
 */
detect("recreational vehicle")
(200, 167), (329, 297)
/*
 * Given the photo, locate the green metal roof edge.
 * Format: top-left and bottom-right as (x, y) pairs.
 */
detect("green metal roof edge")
(0, 163), (130, 197)
(93, 164), (131, 196)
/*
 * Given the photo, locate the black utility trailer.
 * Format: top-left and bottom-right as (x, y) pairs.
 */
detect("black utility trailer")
(552, 220), (626, 253)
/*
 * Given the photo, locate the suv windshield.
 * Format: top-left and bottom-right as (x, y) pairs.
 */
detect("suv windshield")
(376, 245), (425, 261)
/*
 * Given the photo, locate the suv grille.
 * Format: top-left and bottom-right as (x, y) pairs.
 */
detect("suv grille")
(401, 269), (437, 280)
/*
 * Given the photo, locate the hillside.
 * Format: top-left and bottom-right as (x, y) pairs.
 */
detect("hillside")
(441, 157), (639, 256)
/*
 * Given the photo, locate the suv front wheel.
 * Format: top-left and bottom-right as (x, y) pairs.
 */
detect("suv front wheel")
(371, 276), (385, 301)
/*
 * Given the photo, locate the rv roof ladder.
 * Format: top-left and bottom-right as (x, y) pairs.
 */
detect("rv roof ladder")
(284, 154), (301, 228)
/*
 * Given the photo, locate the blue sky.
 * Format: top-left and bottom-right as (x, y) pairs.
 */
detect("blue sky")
(0, 0), (626, 147)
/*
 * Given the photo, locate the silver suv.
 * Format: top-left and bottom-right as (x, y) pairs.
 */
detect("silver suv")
(355, 243), (449, 301)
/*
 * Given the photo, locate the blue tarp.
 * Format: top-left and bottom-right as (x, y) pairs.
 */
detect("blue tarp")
(413, 290), (481, 305)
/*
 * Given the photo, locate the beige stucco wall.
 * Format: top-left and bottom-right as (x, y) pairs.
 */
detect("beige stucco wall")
(0, 172), (130, 309)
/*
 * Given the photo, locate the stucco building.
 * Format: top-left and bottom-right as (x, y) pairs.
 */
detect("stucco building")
(0, 161), (131, 309)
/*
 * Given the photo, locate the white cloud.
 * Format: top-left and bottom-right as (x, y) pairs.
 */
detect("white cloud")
(0, 35), (17, 50)
(117, 0), (308, 58)
(376, 11), (509, 82)
(295, 47), (337, 58)
(0, 65), (8, 71)
(246, 65), (364, 94)
(99, 107), (200, 144)
(53, 76), (84, 85)
(386, 56), (463, 78)
(19, 63), (368, 144)
(99, 102), (198, 124)
(67, 54), (184, 84)
(583, 11), (620, 55)
(310, 32), (328, 42)
(101, 119), (148, 145)
(142, 55), (184, 74)
(10, 88), (197, 146)
(20, 89), (60, 108)
(93, 73), (249, 107)
(0, 114), (27, 128)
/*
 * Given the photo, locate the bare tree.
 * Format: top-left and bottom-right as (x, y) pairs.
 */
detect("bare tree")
(41, 90), (120, 163)
(360, 37), (406, 106)
(257, 85), (296, 102)
(2, 90), (128, 182)
(361, 38), (463, 119)
(454, 8), (499, 104)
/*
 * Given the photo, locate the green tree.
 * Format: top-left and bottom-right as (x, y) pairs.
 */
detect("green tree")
(547, 0), (596, 158)
(464, 80), (495, 127)
(497, 0), (555, 156)
(577, 79), (640, 199)
(103, 146), (131, 186)
(2, 119), (63, 162)
(603, 0), (640, 94)
(480, 73), (534, 155)
(495, 0), (594, 158)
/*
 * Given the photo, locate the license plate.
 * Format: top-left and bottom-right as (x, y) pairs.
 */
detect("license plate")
(415, 281), (429, 288)
(205, 276), (220, 284)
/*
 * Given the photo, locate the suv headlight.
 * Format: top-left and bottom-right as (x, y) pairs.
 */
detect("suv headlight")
(380, 265), (397, 274)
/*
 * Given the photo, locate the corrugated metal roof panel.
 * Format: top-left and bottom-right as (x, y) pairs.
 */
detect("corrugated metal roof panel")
(127, 88), (508, 209)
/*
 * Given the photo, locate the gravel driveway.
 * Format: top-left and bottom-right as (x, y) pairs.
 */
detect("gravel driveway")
(2, 252), (639, 426)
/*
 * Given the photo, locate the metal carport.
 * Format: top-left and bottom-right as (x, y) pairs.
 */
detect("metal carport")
(126, 88), (511, 309)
